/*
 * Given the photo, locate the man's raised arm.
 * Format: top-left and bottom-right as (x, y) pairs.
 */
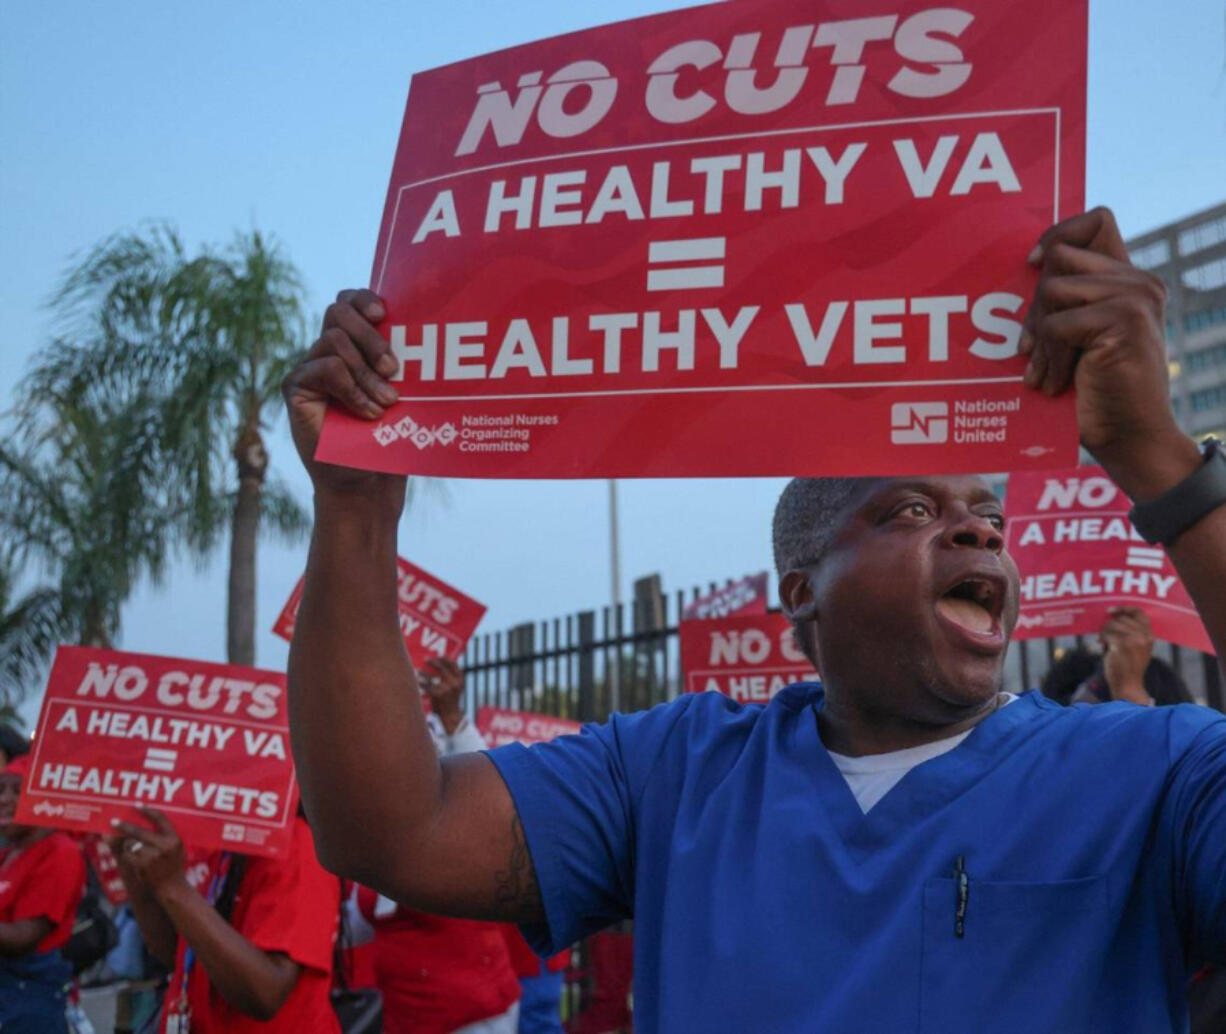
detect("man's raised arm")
(1023, 207), (1226, 664)
(281, 290), (543, 923)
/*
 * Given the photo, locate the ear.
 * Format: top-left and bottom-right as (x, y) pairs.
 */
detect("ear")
(779, 569), (818, 623)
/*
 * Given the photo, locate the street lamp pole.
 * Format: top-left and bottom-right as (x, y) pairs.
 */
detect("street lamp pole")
(608, 478), (622, 712)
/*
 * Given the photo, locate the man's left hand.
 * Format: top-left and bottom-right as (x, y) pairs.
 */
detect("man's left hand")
(1021, 207), (1201, 499)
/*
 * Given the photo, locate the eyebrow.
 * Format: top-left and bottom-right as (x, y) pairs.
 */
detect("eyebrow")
(870, 480), (1002, 508)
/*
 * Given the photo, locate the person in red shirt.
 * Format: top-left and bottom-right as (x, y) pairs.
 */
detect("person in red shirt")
(110, 807), (340, 1034)
(348, 658), (520, 1034)
(354, 885), (521, 1034)
(0, 753), (87, 1033)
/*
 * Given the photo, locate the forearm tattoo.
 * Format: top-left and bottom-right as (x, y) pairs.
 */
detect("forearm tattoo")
(493, 811), (545, 923)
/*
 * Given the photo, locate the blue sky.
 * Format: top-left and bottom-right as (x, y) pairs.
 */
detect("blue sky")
(3, 0), (1225, 726)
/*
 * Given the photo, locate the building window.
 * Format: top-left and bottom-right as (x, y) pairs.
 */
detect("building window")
(1186, 341), (1226, 374)
(1190, 385), (1226, 413)
(1178, 214), (1226, 257)
(1184, 306), (1226, 334)
(1130, 239), (1171, 269)
(1182, 257), (1226, 292)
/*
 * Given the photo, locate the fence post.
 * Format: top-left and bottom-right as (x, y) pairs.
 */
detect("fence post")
(632, 574), (666, 712)
(1204, 652), (1224, 712)
(507, 622), (534, 711)
(577, 610), (596, 722)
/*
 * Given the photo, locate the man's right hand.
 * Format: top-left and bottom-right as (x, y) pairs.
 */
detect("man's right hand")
(281, 288), (407, 507)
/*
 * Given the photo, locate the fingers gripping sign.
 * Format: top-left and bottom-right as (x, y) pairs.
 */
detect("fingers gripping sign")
(1100, 606), (1155, 705)
(281, 289), (408, 502)
(110, 807), (190, 897)
(419, 657), (466, 727)
(1018, 208), (1183, 479)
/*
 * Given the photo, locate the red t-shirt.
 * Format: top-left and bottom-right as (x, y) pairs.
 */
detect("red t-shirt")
(163, 818), (340, 1034)
(500, 924), (569, 978)
(0, 831), (86, 952)
(357, 886), (520, 1034)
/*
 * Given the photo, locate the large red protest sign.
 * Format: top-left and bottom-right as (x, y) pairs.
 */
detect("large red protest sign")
(273, 556), (486, 667)
(1005, 467), (1213, 654)
(317, 0), (1086, 478)
(682, 572), (770, 621)
(17, 647), (298, 859)
(476, 706), (582, 748)
(682, 612), (816, 704)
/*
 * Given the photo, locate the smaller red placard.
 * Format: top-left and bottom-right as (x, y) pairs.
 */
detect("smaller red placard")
(82, 836), (128, 905)
(1005, 466), (1213, 653)
(682, 572), (770, 621)
(18, 647), (298, 859)
(681, 612), (816, 705)
(476, 706), (581, 748)
(273, 556), (487, 668)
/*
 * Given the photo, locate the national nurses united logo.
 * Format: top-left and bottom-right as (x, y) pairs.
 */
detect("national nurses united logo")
(372, 414), (458, 450)
(891, 402), (949, 445)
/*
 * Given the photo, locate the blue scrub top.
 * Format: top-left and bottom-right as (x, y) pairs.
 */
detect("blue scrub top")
(487, 685), (1226, 1034)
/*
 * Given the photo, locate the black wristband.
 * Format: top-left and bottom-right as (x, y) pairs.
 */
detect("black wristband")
(1128, 438), (1226, 546)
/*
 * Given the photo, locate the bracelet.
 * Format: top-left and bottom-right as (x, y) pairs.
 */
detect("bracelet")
(1129, 437), (1226, 546)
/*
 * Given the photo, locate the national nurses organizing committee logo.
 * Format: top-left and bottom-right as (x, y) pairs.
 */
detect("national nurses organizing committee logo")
(891, 402), (949, 445)
(372, 413), (458, 450)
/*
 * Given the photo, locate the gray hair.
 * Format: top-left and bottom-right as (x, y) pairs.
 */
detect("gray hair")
(771, 478), (872, 575)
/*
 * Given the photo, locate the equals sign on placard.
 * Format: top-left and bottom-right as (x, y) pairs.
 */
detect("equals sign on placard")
(1125, 545), (1166, 570)
(646, 237), (726, 291)
(143, 747), (178, 773)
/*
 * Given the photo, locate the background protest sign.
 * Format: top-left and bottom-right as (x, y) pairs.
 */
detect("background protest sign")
(273, 556), (486, 668)
(83, 837), (128, 906)
(318, 0), (1086, 478)
(682, 572), (769, 620)
(476, 706), (581, 748)
(17, 647), (299, 859)
(1005, 467), (1214, 654)
(682, 611), (816, 704)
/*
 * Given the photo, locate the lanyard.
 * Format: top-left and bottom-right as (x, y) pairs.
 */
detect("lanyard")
(171, 851), (234, 1031)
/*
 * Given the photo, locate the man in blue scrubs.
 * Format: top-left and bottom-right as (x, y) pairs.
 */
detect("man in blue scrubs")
(284, 208), (1226, 1033)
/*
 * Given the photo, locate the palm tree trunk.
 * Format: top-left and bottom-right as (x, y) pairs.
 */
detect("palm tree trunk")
(80, 601), (113, 649)
(227, 422), (267, 666)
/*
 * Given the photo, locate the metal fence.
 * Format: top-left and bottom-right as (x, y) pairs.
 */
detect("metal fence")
(461, 572), (1224, 723)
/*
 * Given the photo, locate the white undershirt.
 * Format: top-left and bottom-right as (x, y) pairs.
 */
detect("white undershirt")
(827, 693), (1017, 814)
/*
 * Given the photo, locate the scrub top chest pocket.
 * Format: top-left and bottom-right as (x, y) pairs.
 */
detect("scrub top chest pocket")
(919, 872), (1111, 1034)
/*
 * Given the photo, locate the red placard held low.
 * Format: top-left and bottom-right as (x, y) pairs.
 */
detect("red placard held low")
(476, 706), (581, 748)
(681, 612), (817, 705)
(82, 836), (128, 905)
(17, 647), (299, 859)
(273, 556), (486, 668)
(1005, 467), (1213, 654)
(682, 572), (770, 621)
(318, 0), (1087, 479)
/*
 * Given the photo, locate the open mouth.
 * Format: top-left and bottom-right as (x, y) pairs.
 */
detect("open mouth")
(936, 575), (1004, 638)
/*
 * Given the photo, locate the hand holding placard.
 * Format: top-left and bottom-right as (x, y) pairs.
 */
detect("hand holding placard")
(1020, 208), (1200, 499)
(282, 289), (405, 511)
(110, 808), (190, 900)
(1100, 607), (1155, 705)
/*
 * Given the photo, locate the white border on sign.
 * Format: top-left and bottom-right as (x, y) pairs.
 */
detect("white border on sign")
(1020, 597), (1201, 617)
(399, 375), (1023, 403)
(24, 697), (298, 834)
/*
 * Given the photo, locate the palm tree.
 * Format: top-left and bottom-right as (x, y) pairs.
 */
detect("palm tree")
(0, 557), (65, 713)
(0, 384), (177, 706)
(29, 225), (310, 666)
